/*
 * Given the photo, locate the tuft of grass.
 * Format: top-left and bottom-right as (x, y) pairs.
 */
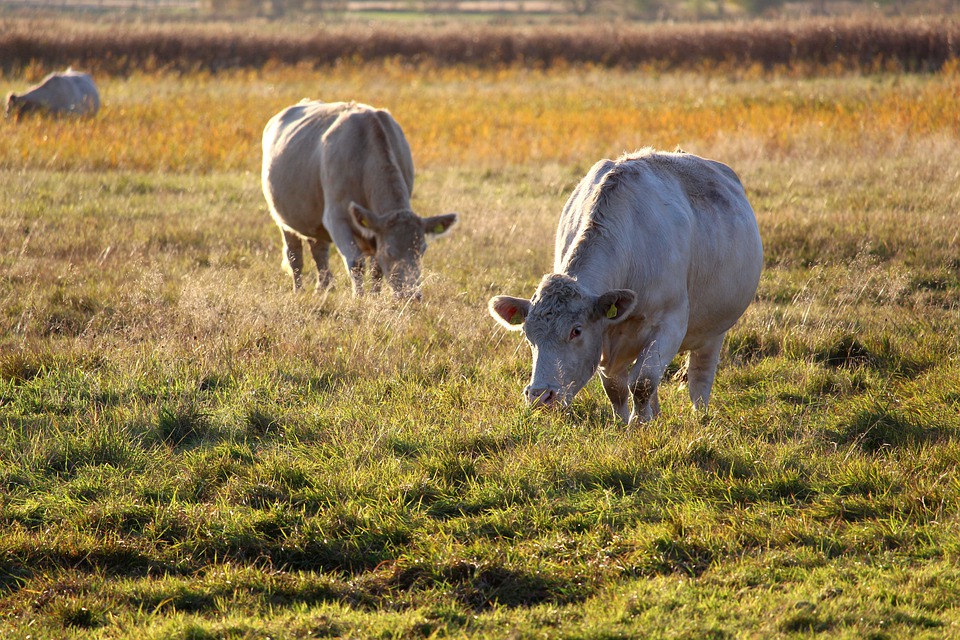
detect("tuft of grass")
(54, 601), (108, 630)
(156, 402), (212, 448)
(0, 351), (46, 382)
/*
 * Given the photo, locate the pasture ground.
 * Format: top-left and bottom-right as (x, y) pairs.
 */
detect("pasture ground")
(1, 52), (959, 638)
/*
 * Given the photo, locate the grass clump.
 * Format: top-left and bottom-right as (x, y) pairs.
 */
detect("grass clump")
(155, 401), (212, 448)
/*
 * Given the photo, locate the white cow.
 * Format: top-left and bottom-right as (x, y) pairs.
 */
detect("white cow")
(489, 149), (762, 423)
(5, 70), (100, 119)
(261, 100), (458, 299)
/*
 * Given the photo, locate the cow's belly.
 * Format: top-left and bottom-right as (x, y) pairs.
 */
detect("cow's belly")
(280, 217), (329, 241)
(683, 299), (749, 345)
(681, 237), (762, 350)
(264, 168), (329, 240)
(267, 194), (325, 238)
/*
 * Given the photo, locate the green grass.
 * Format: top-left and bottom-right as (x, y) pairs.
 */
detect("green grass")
(1, 64), (960, 637)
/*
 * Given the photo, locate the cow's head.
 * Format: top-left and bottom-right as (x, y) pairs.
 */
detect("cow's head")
(5, 94), (41, 120)
(5, 93), (21, 119)
(489, 274), (635, 408)
(349, 202), (458, 300)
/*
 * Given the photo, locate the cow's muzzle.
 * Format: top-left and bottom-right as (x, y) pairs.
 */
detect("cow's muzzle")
(524, 385), (559, 408)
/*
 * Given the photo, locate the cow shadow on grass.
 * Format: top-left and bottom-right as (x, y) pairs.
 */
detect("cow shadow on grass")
(361, 558), (591, 611)
(829, 405), (950, 453)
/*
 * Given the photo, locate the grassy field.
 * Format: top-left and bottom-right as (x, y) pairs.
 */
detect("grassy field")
(1, 47), (960, 638)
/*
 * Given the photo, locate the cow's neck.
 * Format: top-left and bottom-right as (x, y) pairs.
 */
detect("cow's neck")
(365, 160), (410, 216)
(557, 230), (628, 297)
(367, 190), (410, 216)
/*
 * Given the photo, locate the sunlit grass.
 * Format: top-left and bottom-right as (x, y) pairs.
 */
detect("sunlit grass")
(1, 57), (959, 637)
(2, 61), (959, 172)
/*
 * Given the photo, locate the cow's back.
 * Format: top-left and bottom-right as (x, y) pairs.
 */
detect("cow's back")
(318, 106), (414, 211)
(262, 101), (414, 238)
(23, 71), (99, 115)
(656, 153), (763, 337)
(557, 149), (762, 343)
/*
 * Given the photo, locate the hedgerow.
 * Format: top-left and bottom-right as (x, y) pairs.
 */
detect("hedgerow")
(1, 16), (957, 75)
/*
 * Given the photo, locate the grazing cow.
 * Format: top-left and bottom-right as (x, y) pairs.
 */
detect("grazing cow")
(489, 149), (762, 423)
(5, 70), (100, 119)
(261, 100), (458, 299)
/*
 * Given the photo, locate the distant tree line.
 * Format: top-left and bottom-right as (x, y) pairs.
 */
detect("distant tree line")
(200, 0), (959, 20)
(2, 18), (957, 74)
(203, 0), (343, 17)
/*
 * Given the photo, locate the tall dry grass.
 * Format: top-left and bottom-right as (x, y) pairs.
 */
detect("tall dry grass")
(2, 61), (959, 175)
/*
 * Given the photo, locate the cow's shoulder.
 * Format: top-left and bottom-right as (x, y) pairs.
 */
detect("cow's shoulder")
(37, 71), (66, 86)
(584, 151), (656, 216)
(335, 104), (408, 160)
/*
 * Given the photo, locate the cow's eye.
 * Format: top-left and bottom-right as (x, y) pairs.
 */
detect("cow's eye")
(569, 326), (583, 340)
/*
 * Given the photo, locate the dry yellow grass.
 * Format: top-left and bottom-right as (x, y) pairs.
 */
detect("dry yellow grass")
(2, 62), (958, 173)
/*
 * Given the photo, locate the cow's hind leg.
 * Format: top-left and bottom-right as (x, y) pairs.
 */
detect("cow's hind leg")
(687, 334), (725, 413)
(281, 230), (305, 292)
(308, 237), (334, 292)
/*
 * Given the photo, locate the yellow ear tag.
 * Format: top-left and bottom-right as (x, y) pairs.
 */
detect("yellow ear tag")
(606, 303), (618, 319)
(433, 223), (445, 234)
(509, 310), (524, 325)
(360, 218), (369, 228)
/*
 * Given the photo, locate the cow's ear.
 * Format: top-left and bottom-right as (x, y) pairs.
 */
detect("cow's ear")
(594, 289), (636, 324)
(422, 213), (458, 238)
(489, 295), (530, 330)
(348, 202), (381, 239)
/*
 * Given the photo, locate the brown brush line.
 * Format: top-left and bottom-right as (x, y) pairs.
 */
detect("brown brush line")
(0, 17), (957, 75)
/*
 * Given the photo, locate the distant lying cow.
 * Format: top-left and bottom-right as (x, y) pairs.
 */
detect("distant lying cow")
(489, 149), (763, 423)
(261, 100), (458, 300)
(5, 70), (100, 119)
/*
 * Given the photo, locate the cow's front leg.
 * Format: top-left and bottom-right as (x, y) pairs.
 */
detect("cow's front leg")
(628, 322), (686, 424)
(308, 237), (334, 292)
(326, 215), (366, 296)
(281, 230), (304, 292)
(629, 375), (661, 423)
(346, 257), (366, 296)
(370, 260), (384, 295)
(599, 367), (630, 423)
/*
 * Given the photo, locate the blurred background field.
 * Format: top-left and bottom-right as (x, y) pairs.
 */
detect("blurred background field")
(2, 59), (959, 173)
